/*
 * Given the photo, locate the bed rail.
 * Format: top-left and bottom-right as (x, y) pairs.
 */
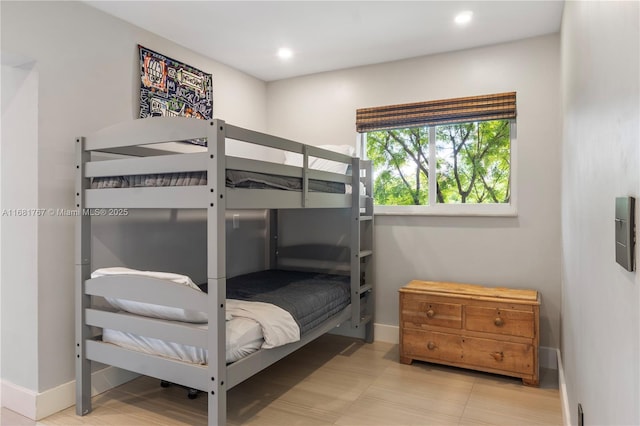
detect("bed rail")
(86, 310), (207, 348)
(86, 340), (209, 391)
(85, 186), (208, 209)
(80, 117), (356, 210)
(226, 305), (351, 388)
(85, 276), (207, 312)
(84, 116), (210, 151)
(83, 117), (353, 166)
(82, 302), (352, 395)
(85, 152), (207, 177)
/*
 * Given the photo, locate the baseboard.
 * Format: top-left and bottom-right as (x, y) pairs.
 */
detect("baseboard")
(373, 323), (399, 344)
(1, 380), (37, 420)
(373, 323), (559, 370)
(1, 366), (139, 420)
(557, 348), (571, 426)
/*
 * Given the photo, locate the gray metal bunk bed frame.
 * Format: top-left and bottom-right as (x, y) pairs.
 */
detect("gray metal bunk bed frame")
(74, 117), (374, 425)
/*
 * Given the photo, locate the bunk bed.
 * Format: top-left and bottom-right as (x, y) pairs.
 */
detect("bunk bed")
(75, 116), (375, 425)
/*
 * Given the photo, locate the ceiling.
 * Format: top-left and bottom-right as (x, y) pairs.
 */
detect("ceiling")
(85, 1), (564, 82)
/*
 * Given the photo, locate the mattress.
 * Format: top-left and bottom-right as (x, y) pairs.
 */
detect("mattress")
(225, 269), (351, 336)
(98, 269), (351, 365)
(90, 169), (345, 193)
(102, 317), (263, 364)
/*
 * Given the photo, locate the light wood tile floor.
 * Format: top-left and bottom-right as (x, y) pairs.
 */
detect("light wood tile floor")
(3, 335), (563, 425)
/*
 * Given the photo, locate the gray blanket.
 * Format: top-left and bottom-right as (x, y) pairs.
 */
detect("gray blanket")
(226, 170), (345, 193)
(91, 170), (345, 193)
(202, 270), (351, 336)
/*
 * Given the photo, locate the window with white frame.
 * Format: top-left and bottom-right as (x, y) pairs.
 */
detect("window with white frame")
(356, 92), (517, 215)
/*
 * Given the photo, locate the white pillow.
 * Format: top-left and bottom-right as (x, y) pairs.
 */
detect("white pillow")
(284, 144), (355, 174)
(91, 267), (208, 323)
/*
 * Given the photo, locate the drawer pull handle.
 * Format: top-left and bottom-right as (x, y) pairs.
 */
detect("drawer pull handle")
(491, 351), (504, 362)
(427, 341), (436, 350)
(494, 317), (504, 327)
(426, 309), (435, 318)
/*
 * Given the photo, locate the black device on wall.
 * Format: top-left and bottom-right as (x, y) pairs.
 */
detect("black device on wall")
(615, 196), (635, 272)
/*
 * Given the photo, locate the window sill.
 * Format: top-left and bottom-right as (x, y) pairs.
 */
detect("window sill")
(373, 204), (517, 217)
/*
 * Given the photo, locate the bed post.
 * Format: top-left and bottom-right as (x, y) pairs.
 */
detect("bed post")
(207, 120), (227, 425)
(362, 160), (375, 344)
(75, 137), (92, 415)
(301, 145), (309, 207)
(267, 210), (278, 269)
(350, 157), (362, 330)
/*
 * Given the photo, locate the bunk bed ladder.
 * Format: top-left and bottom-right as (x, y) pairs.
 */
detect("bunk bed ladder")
(350, 158), (374, 343)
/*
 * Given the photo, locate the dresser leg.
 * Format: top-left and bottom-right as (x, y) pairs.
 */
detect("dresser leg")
(399, 356), (413, 365)
(522, 377), (539, 387)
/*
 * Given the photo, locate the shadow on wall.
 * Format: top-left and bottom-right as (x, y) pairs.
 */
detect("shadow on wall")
(91, 209), (268, 284)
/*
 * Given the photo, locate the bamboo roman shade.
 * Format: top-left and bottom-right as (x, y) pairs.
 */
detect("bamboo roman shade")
(356, 92), (516, 133)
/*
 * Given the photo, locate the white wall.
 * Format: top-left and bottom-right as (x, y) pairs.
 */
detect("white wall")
(267, 34), (562, 349)
(561, 1), (639, 425)
(0, 62), (39, 391)
(1, 0), (267, 399)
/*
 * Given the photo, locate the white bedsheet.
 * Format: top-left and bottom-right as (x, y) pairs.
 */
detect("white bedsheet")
(226, 299), (300, 349)
(102, 299), (301, 364)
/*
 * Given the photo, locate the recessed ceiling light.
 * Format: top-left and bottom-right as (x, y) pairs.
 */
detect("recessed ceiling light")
(277, 47), (293, 60)
(454, 11), (473, 25)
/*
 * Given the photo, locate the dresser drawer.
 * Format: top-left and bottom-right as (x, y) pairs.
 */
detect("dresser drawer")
(401, 294), (462, 329)
(465, 306), (534, 338)
(401, 329), (462, 362)
(461, 335), (534, 375)
(399, 280), (539, 386)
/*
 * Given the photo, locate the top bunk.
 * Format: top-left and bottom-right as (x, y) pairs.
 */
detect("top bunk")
(77, 117), (367, 210)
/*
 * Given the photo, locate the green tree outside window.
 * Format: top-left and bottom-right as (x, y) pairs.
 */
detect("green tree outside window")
(366, 120), (511, 205)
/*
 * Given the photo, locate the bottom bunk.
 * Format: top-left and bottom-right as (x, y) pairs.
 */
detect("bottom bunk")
(85, 304), (352, 392)
(101, 269), (350, 364)
(80, 267), (353, 394)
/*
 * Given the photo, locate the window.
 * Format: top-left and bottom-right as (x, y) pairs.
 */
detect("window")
(357, 93), (517, 215)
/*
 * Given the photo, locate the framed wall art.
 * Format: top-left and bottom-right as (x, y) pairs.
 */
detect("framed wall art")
(138, 45), (213, 144)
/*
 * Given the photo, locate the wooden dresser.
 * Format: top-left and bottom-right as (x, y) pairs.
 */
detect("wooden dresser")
(399, 280), (540, 386)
